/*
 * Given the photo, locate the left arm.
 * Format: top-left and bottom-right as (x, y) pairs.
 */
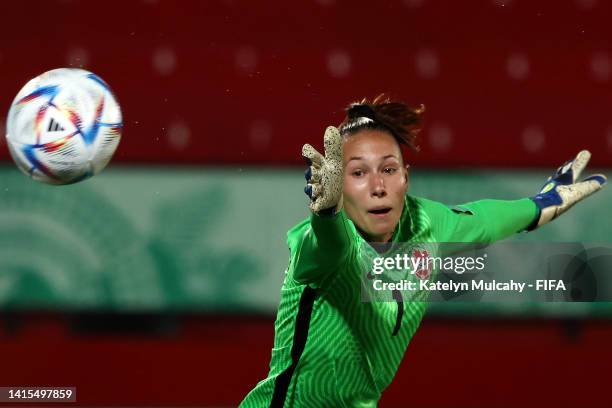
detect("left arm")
(423, 150), (606, 244)
(449, 198), (537, 243)
(419, 197), (537, 244)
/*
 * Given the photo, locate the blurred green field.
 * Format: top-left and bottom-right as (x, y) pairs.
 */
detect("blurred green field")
(0, 165), (609, 316)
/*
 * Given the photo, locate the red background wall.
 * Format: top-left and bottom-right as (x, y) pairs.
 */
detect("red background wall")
(1, 314), (610, 407)
(1, 0), (612, 167)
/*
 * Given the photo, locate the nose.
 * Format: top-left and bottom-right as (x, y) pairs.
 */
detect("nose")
(370, 173), (387, 198)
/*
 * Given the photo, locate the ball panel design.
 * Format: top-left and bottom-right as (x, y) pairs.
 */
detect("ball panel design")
(5, 68), (122, 185)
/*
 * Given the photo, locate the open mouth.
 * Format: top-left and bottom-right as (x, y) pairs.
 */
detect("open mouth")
(368, 207), (392, 215)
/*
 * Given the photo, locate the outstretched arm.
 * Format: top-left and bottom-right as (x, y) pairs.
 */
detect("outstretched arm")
(431, 150), (606, 244)
(423, 197), (537, 244)
(290, 127), (354, 286)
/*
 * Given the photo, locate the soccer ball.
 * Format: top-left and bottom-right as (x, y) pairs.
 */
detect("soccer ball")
(5, 68), (122, 185)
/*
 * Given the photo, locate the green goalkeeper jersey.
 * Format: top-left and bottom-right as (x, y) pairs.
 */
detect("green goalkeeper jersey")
(240, 195), (536, 407)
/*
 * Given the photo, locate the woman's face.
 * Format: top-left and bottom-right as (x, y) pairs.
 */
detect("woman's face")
(342, 129), (409, 243)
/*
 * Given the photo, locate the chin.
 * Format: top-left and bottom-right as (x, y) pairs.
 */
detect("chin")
(365, 220), (400, 240)
(365, 227), (394, 241)
(371, 221), (395, 233)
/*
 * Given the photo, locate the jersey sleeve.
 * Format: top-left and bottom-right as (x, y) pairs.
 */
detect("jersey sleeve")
(419, 197), (538, 244)
(287, 210), (357, 287)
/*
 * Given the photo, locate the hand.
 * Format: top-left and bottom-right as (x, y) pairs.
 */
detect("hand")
(302, 126), (344, 214)
(530, 150), (607, 229)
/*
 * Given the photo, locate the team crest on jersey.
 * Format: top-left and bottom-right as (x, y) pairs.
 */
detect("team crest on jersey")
(412, 248), (431, 280)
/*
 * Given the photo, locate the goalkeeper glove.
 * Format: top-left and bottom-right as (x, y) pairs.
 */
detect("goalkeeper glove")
(302, 126), (344, 214)
(529, 150), (607, 230)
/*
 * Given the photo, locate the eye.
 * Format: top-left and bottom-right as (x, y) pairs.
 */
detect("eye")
(383, 167), (397, 174)
(352, 169), (365, 177)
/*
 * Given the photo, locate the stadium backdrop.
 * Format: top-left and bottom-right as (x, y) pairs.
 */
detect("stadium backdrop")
(1, 1), (611, 407)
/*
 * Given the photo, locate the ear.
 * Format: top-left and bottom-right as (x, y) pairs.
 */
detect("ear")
(404, 164), (410, 185)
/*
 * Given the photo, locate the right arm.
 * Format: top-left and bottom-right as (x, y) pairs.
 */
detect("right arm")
(290, 211), (354, 286)
(291, 126), (351, 286)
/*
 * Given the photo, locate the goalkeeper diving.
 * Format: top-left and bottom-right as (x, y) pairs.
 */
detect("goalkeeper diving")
(239, 95), (607, 407)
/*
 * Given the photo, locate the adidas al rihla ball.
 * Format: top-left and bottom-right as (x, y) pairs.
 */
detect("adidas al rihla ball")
(5, 68), (122, 185)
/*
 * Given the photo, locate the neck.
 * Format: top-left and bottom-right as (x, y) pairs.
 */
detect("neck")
(369, 232), (394, 243)
(356, 227), (394, 244)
